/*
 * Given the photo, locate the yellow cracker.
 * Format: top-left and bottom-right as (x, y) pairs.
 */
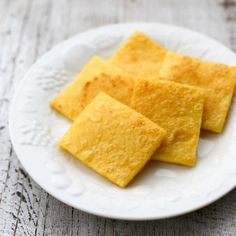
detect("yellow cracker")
(59, 92), (166, 188)
(159, 51), (236, 133)
(110, 32), (167, 78)
(51, 56), (134, 121)
(131, 78), (205, 167)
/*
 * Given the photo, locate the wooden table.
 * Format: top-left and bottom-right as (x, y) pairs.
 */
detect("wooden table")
(0, 0), (235, 235)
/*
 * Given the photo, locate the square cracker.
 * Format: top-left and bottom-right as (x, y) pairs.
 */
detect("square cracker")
(51, 56), (134, 121)
(131, 78), (205, 167)
(59, 92), (166, 188)
(110, 32), (167, 78)
(159, 51), (236, 133)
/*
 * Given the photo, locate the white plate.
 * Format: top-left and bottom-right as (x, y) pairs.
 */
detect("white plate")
(9, 23), (236, 220)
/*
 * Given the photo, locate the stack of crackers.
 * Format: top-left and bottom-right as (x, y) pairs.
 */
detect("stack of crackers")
(50, 32), (236, 188)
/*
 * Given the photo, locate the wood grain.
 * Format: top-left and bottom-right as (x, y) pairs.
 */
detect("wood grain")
(0, 0), (235, 235)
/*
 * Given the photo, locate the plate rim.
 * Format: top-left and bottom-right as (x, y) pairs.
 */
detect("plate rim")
(9, 22), (236, 220)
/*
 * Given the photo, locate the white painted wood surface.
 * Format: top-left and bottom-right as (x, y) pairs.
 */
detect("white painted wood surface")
(0, 0), (235, 235)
